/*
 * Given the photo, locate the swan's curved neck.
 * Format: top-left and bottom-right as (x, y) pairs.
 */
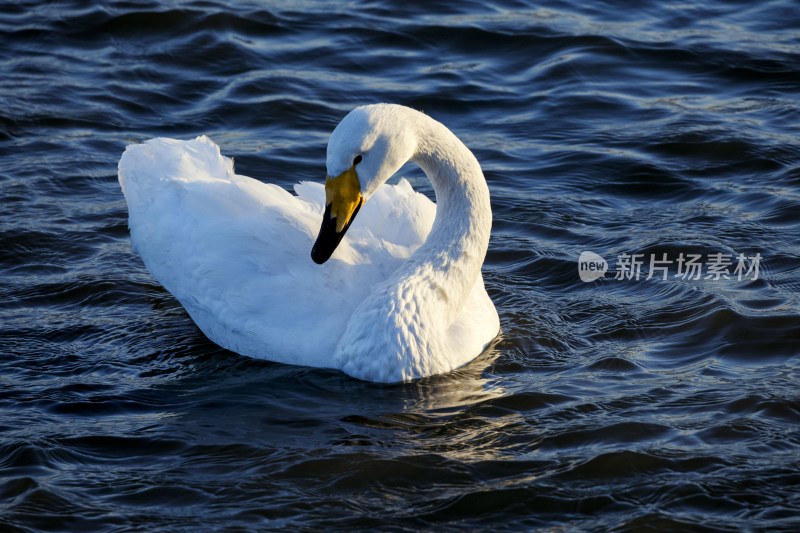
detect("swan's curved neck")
(402, 113), (491, 322)
(334, 109), (492, 380)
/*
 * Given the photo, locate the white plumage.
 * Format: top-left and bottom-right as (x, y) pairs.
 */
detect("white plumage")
(119, 104), (499, 382)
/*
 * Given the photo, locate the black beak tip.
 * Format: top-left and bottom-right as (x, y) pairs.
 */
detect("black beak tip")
(311, 201), (362, 266)
(311, 245), (329, 264)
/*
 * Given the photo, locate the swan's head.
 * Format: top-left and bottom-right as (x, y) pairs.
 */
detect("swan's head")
(312, 104), (418, 264)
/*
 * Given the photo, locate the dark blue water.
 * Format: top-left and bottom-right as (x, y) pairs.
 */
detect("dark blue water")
(2, 0), (799, 530)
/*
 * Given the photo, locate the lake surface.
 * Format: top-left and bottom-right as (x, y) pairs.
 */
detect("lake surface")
(2, 0), (799, 530)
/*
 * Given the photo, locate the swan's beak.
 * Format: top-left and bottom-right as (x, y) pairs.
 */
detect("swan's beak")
(311, 165), (364, 264)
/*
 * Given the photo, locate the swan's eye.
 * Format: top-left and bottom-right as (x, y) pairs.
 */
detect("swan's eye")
(353, 155), (363, 165)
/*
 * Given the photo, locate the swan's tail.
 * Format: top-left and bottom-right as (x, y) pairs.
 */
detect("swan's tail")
(118, 135), (233, 209)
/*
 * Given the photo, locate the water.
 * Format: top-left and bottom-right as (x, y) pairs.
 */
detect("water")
(2, 0), (799, 530)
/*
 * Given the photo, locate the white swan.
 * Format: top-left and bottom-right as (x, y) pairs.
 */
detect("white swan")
(118, 104), (499, 382)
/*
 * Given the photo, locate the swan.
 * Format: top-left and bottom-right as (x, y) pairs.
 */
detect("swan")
(118, 103), (499, 382)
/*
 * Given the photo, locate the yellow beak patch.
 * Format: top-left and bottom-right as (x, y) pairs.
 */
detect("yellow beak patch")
(325, 165), (364, 233)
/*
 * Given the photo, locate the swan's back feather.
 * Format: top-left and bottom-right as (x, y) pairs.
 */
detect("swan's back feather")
(119, 136), (435, 367)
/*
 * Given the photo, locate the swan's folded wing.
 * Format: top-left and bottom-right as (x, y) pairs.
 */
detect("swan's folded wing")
(119, 137), (368, 366)
(119, 136), (438, 368)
